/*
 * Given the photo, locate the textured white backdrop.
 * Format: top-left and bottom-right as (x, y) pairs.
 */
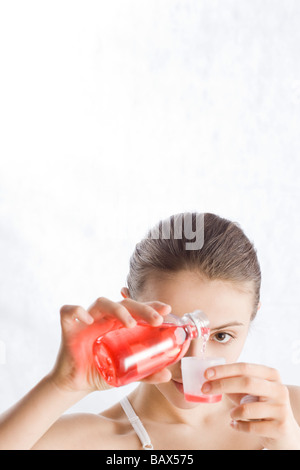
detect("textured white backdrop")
(0, 0), (300, 415)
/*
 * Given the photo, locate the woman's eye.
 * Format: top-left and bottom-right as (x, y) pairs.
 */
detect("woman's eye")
(212, 332), (233, 344)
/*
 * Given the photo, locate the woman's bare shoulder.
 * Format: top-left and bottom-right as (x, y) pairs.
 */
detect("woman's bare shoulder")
(287, 385), (300, 425)
(32, 411), (120, 450)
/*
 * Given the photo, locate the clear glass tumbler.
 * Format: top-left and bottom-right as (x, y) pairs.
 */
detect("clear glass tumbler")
(181, 356), (226, 403)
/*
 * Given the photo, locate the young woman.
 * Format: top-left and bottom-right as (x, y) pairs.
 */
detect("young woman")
(0, 212), (299, 450)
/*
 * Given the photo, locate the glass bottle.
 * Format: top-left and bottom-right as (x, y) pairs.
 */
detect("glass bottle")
(93, 309), (209, 387)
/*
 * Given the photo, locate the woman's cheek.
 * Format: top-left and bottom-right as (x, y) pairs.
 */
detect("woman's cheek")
(207, 338), (246, 363)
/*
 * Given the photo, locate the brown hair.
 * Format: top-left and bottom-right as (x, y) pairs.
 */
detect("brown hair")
(126, 212), (261, 320)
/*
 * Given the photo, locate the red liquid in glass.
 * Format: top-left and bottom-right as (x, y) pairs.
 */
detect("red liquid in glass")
(184, 393), (222, 403)
(93, 321), (196, 387)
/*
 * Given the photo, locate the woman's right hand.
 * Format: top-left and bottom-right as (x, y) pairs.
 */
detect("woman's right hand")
(49, 297), (173, 394)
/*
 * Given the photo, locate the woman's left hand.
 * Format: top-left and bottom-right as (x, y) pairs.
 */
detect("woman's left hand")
(202, 362), (300, 450)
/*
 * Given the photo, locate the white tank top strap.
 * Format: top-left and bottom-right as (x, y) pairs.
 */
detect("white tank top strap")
(120, 396), (154, 450)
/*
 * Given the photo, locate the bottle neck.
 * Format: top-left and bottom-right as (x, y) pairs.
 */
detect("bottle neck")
(181, 310), (210, 340)
(162, 310), (210, 340)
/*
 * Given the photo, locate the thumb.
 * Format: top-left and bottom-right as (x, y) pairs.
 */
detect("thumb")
(141, 367), (172, 384)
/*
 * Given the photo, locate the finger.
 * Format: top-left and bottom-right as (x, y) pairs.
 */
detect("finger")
(230, 418), (280, 439)
(87, 297), (138, 328)
(202, 376), (285, 402)
(141, 368), (172, 384)
(60, 305), (94, 331)
(205, 362), (282, 383)
(119, 298), (171, 326)
(145, 301), (172, 316)
(230, 402), (284, 422)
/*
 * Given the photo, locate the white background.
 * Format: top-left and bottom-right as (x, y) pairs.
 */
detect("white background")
(0, 0), (300, 415)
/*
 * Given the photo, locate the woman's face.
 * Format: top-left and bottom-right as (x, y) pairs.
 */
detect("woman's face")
(131, 270), (258, 409)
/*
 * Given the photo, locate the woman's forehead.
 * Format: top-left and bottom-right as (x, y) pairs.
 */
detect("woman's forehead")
(137, 270), (254, 323)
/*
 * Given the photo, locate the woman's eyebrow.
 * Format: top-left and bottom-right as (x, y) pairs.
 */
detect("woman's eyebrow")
(210, 322), (245, 331)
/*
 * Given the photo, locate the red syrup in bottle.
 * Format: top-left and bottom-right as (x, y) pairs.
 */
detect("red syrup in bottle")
(93, 310), (209, 387)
